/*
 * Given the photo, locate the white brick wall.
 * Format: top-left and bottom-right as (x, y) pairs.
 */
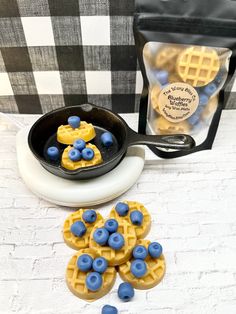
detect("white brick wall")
(0, 113), (236, 314)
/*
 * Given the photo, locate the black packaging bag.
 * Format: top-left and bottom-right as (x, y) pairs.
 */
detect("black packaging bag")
(134, 0), (236, 158)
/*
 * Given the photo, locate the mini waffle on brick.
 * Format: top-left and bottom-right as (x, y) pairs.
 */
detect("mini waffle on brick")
(118, 239), (166, 289)
(63, 209), (104, 250)
(66, 248), (116, 301)
(89, 220), (137, 266)
(57, 121), (96, 145)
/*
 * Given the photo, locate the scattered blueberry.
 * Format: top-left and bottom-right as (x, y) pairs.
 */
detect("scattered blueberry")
(82, 148), (94, 161)
(204, 83), (217, 96)
(82, 209), (97, 224)
(100, 132), (113, 147)
(68, 148), (81, 161)
(115, 202), (129, 217)
(70, 221), (86, 237)
(148, 242), (163, 259)
(188, 106), (204, 126)
(86, 272), (103, 291)
(93, 257), (108, 274)
(102, 305), (118, 314)
(130, 210), (143, 226)
(118, 282), (134, 302)
(108, 232), (124, 250)
(199, 94), (209, 106)
(93, 228), (109, 246)
(68, 116), (80, 129)
(132, 245), (148, 260)
(154, 70), (169, 85)
(130, 259), (147, 278)
(77, 254), (93, 272)
(104, 219), (118, 233)
(73, 139), (86, 151)
(47, 146), (59, 161)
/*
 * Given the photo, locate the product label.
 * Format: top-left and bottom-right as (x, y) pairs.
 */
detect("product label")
(158, 83), (199, 123)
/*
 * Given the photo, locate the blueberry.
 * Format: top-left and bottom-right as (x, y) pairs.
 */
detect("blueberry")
(199, 94), (209, 106)
(47, 146), (59, 161)
(118, 282), (134, 302)
(132, 245), (148, 260)
(100, 132), (113, 147)
(154, 70), (169, 85)
(102, 305), (118, 314)
(70, 221), (86, 237)
(148, 242), (163, 259)
(108, 232), (124, 250)
(73, 139), (86, 151)
(68, 148), (81, 161)
(130, 259), (147, 278)
(130, 210), (143, 226)
(68, 116), (80, 129)
(93, 228), (109, 246)
(86, 272), (103, 291)
(188, 106), (204, 126)
(104, 219), (118, 233)
(82, 209), (97, 224)
(204, 83), (217, 96)
(82, 148), (94, 161)
(92, 257), (108, 274)
(77, 254), (93, 272)
(115, 202), (129, 217)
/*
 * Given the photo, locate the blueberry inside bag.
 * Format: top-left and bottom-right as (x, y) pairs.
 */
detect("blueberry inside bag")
(134, 0), (236, 158)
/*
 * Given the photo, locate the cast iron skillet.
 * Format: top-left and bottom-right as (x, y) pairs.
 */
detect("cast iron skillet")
(28, 104), (195, 180)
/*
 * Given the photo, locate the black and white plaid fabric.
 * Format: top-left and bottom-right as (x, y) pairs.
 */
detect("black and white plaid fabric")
(0, 0), (143, 114)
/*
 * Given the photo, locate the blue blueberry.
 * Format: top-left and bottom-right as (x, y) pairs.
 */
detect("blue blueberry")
(77, 254), (93, 272)
(154, 70), (169, 85)
(130, 210), (143, 226)
(104, 219), (118, 233)
(199, 94), (209, 107)
(130, 259), (147, 278)
(148, 242), (163, 259)
(82, 148), (94, 161)
(132, 245), (148, 260)
(86, 272), (103, 291)
(68, 148), (81, 161)
(115, 202), (129, 217)
(118, 282), (134, 302)
(47, 146), (59, 161)
(82, 209), (97, 224)
(101, 132), (113, 147)
(92, 257), (108, 274)
(102, 305), (118, 314)
(73, 139), (86, 151)
(214, 71), (224, 85)
(188, 106), (204, 126)
(108, 232), (124, 250)
(93, 228), (109, 246)
(204, 83), (217, 96)
(70, 221), (86, 237)
(68, 116), (80, 129)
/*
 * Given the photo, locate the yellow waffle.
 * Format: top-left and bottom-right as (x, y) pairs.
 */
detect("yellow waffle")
(63, 209), (104, 250)
(202, 95), (218, 120)
(168, 72), (182, 84)
(61, 143), (103, 171)
(66, 248), (116, 301)
(89, 220), (137, 266)
(109, 201), (151, 239)
(154, 116), (191, 135)
(118, 239), (166, 290)
(176, 46), (220, 87)
(155, 45), (182, 72)
(57, 121), (96, 144)
(150, 85), (161, 114)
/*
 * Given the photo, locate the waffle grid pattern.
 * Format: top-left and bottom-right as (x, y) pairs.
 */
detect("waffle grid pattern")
(57, 121), (96, 144)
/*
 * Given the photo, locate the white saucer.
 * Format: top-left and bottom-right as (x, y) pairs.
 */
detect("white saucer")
(16, 127), (145, 207)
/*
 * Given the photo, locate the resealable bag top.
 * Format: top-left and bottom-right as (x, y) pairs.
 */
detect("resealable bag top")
(134, 0), (236, 158)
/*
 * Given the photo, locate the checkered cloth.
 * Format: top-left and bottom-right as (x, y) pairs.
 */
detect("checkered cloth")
(0, 0), (143, 114)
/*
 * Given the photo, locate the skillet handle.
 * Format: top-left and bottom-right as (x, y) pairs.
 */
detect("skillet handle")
(127, 128), (195, 150)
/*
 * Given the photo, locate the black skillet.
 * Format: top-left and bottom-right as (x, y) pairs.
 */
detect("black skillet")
(28, 103), (195, 180)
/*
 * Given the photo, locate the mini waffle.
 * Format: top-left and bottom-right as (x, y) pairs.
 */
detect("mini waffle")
(150, 85), (161, 114)
(154, 116), (191, 134)
(66, 248), (116, 301)
(63, 209), (104, 250)
(155, 45), (182, 72)
(202, 95), (218, 120)
(118, 239), (166, 290)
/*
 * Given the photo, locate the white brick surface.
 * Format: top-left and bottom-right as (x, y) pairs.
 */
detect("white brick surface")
(0, 113), (236, 313)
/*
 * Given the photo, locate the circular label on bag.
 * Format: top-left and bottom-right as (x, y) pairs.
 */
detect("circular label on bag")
(158, 83), (199, 123)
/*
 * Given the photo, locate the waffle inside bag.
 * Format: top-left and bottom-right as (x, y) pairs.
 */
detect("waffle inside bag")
(134, 0), (236, 158)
